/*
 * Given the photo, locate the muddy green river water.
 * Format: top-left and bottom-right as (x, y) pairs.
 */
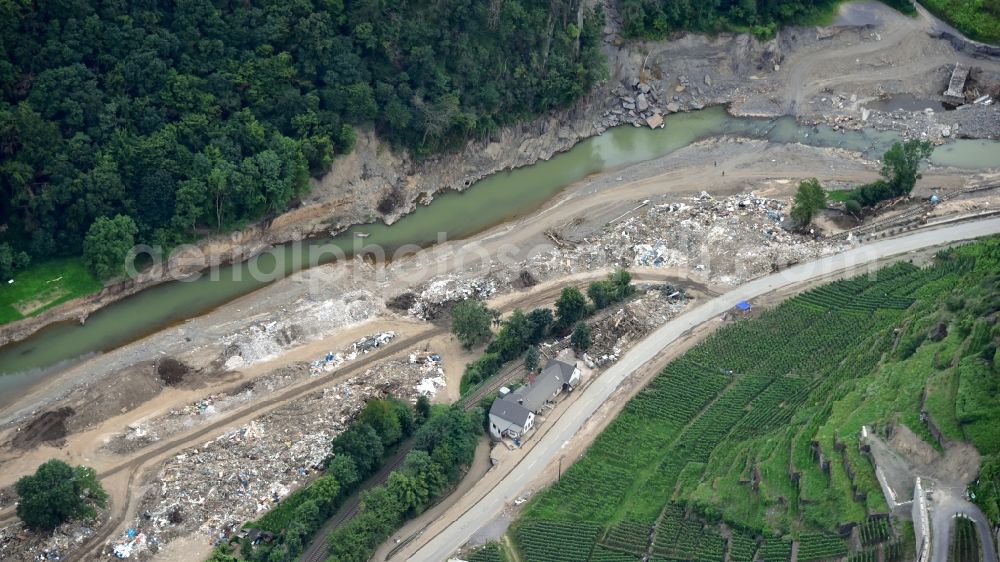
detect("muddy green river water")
(1, 106), (997, 401)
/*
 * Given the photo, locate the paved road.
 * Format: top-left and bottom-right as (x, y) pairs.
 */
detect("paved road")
(408, 216), (1000, 561)
(930, 489), (999, 562)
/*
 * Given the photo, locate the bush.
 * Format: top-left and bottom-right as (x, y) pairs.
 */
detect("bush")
(463, 352), (503, 391)
(588, 281), (614, 309)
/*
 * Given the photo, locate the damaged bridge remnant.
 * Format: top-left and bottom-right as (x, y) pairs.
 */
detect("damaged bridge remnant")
(943, 62), (969, 101)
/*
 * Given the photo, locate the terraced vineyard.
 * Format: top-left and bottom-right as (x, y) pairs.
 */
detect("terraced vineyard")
(509, 238), (1000, 561)
(950, 517), (981, 562)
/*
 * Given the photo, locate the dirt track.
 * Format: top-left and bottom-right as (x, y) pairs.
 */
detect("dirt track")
(0, 269), (703, 560)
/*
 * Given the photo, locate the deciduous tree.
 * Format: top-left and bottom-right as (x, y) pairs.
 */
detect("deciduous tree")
(15, 460), (107, 530)
(790, 178), (827, 228)
(82, 214), (138, 280)
(451, 299), (493, 350)
(571, 321), (592, 351)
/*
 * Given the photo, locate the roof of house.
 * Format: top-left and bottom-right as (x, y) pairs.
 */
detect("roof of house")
(543, 359), (577, 382)
(489, 399), (533, 430)
(507, 360), (577, 413)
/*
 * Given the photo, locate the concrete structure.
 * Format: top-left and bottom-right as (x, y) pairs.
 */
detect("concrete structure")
(913, 477), (931, 562)
(488, 360), (580, 440)
(944, 62), (970, 101)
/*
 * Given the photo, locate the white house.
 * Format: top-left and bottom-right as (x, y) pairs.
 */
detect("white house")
(487, 359), (580, 441)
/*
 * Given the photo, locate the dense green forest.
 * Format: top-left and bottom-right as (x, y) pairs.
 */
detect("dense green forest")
(0, 0), (606, 278)
(617, 0), (846, 38)
(616, 0), (925, 38)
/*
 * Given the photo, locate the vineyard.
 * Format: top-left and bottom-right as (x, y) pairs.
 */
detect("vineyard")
(507, 238), (1000, 561)
(949, 517), (981, 562)
(465, 543), (507, 562)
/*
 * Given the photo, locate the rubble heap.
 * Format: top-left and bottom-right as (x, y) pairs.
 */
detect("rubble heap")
(408, 277), (499, 320)
(405, 191), (845, 318)
(585, 288), (690, 366)
(109, 355), (441, 559)
(221, 290), (382, 371)
(104, 331), (398, 456)
(0, 511), (108, 562)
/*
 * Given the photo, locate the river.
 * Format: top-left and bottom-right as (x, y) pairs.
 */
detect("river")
(1, 106), (998, 401)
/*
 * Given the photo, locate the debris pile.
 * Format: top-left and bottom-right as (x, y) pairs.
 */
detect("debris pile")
(104, 364), (309, 455)
(0, 513), (106, 562)
(586, 289), (689, 366)
(113, 356), (441, 558)
(408, 277), (499, 320)
(221, 322), (300, 370)
(409, 352), (446, 396)
(309, 331), (396, 375)
(221, 290), (382, 370)
(403, 191), (843, 319)
(105, 331), (400, 456)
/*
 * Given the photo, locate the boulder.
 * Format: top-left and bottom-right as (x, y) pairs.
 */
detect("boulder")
(637, 93), (649, 111)
(704, 74), (712, 86)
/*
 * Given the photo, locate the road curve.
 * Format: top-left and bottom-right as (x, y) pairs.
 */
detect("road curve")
(408, 217), (1000, 561)
(930, 493), (998, 562)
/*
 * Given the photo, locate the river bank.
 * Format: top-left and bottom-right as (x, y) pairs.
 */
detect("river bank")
(2, 1), (999, 359)
(1, 0), (1000, 417)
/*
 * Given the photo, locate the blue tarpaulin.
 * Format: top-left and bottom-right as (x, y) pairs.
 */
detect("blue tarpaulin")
(736, 300), (751, 311)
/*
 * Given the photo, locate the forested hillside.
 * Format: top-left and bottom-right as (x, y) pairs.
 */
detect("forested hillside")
(617, 0), (919, 38)
(617, 0), (845, 38)
(0, 0), (605, 277)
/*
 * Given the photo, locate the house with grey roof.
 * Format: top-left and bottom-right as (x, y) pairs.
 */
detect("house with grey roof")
(488, 399), (534, 441)
(488, 359), (581, 441)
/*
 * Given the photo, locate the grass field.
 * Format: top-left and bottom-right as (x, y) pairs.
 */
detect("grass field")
(0, 258), (101, 325)
(509, 237), (1000, 562)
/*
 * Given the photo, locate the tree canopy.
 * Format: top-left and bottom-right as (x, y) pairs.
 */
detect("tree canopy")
(555, 286), (588, 331)
(329, 423), (383, 476)
(451, 299), (494, 350)
(82, 214), (138, 279)
(846, 139), (934, 209)
(790, 178), (827, 229)
(618, 0), (845, 38)
(881, 139), (933, 196)
(0, 1), (607, 270)
(15, 460), (108, 530)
